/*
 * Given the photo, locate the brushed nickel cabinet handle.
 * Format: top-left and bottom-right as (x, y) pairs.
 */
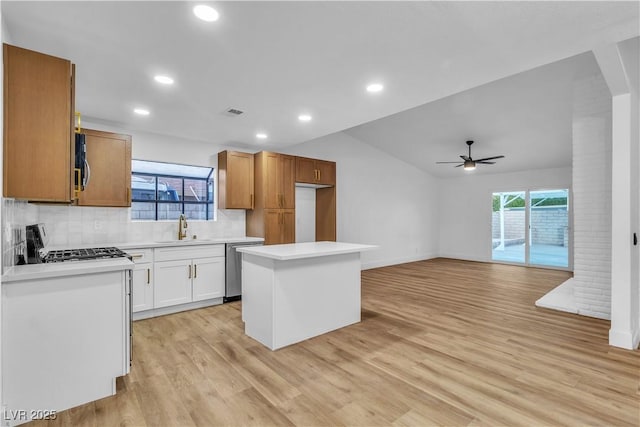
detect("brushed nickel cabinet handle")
(194, 264), (198, 278)
(131, 254), (144, 259)
(188, 265), (192, 279)
(147, 268), (150, 284)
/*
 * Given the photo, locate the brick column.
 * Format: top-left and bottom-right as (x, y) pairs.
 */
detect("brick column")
(572, 73), (612, 319)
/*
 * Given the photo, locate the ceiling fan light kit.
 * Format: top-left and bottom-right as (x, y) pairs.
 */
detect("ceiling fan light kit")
(436, 140), (504, 171)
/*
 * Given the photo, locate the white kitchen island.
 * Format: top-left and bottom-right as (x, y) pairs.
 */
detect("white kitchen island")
(237, 241), (376, 350)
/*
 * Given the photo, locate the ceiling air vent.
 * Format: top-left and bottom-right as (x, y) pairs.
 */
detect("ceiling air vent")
(224, 108), (244, 116)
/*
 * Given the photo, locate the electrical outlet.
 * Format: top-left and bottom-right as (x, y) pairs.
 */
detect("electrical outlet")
(93, 220), (102, 231)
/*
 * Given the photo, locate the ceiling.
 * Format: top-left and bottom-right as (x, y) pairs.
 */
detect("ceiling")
(344, 51), (601, 177)
(2, 1), (639, 176)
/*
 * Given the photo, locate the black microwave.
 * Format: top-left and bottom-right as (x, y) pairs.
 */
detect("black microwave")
(75, 132), (89, 190)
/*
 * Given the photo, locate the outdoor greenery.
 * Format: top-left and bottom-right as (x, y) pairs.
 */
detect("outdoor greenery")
(492, 196), (567, 212)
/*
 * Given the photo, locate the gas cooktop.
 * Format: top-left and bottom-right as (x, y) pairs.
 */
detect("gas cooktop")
(44, 247), (129, 263)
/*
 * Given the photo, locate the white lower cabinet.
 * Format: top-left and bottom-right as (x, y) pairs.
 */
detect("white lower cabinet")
(151, 244), (226, 312)
(2, 268), (130, 424)
(129, 248), (154, 313)
(154, 259), (192, 308)
(192, 256), (225, 301)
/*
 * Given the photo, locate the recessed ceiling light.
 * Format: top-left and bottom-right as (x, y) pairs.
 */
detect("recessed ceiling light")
(193, 5), (219, 22)
(154, 75), (174, 85)
(256, 133), (268, 139)
(298, 114), (312, 122)
(134, 108), (150, 116)
(366, 83), (384, 93)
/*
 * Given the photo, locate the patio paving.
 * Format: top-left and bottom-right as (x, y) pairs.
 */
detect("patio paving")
(492, 243), (569, 267)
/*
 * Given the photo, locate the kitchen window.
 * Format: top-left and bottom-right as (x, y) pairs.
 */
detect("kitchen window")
(131, 160), (214, 221)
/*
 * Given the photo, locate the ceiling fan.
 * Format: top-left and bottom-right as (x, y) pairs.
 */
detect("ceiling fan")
(436, 140), (504, 171)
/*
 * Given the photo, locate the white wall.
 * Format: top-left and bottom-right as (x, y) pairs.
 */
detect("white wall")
(624, 38), (640, 347)
(603, 37), (640, 348)
(295, 187), (316, 243)
(283, 132), (440, 269)
(437, 167), (572, 262)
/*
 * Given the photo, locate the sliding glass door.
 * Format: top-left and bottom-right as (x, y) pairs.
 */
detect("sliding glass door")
(529, 190), (569, 268)
(492, 191), (526, 264)
(492, 189), (570, 269)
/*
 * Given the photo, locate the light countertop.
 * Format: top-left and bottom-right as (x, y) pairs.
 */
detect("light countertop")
(236, 241), (377, 261)
(45, 236), (264, 252)
(116, 236), (263, 250)
(3, 237), (264, 283)
(2, 258), (134, 283)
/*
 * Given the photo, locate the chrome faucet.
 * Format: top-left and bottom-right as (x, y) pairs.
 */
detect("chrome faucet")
(178, 214), (188, 240)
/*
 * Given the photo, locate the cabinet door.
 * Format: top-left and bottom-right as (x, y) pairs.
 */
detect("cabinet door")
(192, 257), (225, 302)
(264, 152), (280, 208)
(218, 151), (254, 209)
(154, 259), (192, 308)
(316, 160), (336, 186)
(282, 209), (296, 244)
(132, 263), (153, 313)
(78, 129), (132, 207)
(279, 155), (296, 209)
(264, 209), (283, 245)
(295, 156), (317, 184)
(3, 44), (74, 202)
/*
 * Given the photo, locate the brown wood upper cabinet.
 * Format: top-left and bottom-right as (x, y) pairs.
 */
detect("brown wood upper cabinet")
(295, 156), (336, 186)
(259, 151), (295, 209)
(3, 44), (75, 202)
(217, 151), (254, 209)
(78, 129), (132, 207)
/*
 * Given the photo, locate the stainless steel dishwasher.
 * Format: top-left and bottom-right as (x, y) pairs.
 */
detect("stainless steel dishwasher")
(225, 241), (263, 302)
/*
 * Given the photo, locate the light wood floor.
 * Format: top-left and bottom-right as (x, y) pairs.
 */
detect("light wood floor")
(33, 258), (639, 426)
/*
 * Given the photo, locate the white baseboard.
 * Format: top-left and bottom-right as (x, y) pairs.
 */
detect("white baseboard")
(435, 252), (488, 263)
(362, 252), (437, 270)
(609, 326), (640, 350)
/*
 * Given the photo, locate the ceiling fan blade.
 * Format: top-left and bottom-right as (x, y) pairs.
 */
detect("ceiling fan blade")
(474, 155), (504, 162)
(476, 161), (496, 164)
(436, 161), (463, 164)
(455, 164), (464, 168)
(460, 155), (470, 161)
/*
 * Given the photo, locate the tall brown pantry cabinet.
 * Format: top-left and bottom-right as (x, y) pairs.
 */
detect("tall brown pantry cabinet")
(246, 151), (296, 245)
(3, 44), (75, 202)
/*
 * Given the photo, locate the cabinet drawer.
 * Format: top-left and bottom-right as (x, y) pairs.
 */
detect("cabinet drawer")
(154, 244), (224, 262)
(125, 248), (153, 264)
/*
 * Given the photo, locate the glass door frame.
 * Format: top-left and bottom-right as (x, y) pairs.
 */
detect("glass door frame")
(491, 188), (573, 271)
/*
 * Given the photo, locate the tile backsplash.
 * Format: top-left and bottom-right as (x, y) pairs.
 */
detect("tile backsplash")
(2, 199), (38, 270)
(2, 198), (246, 270)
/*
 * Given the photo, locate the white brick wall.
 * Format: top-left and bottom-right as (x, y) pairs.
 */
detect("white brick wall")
(572, 73), (612, 319)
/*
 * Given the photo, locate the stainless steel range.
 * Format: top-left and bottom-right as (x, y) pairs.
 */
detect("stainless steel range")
(44, 247), (129, 263)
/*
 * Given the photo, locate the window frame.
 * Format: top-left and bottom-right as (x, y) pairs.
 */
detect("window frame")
(131, 168), (214, 221)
